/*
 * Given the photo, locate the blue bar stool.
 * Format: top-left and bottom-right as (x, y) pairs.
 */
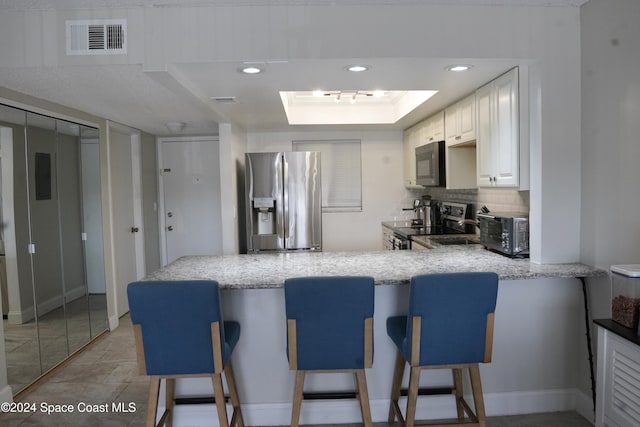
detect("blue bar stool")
(284, 276), (375, 427)
(386, 272), (499, 427)
(127, 280), (244, 427)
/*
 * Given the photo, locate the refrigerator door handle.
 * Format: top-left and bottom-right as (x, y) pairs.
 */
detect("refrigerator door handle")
(283, 155), (289, 244)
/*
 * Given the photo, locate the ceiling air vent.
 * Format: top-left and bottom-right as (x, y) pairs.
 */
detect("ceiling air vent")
(212, 97), (238, 104)
(66, 19), (127, 55)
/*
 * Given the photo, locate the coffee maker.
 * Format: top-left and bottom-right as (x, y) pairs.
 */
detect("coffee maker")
(408, 197), (438, 227)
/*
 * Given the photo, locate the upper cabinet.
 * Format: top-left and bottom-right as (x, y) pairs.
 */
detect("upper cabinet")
(422, 111), (445, 146)
(403, 112), (444, 188)
(476, 68), (519, 187)
(445, 94), (475, 147)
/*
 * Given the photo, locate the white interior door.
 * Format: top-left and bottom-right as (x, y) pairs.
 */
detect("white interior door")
(160, 138), (222, 265)
(109, 127), (144, 317)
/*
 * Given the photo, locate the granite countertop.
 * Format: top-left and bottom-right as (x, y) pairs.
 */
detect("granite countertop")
(145, 247), (607, 289)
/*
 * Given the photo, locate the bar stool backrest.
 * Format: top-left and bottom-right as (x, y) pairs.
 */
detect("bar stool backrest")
(284, 276), (375, 371)
(405, 272), (499, 366)
(127, 280), (228, 375)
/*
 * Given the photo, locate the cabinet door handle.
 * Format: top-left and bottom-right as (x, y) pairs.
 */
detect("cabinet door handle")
(456, 135), (462, 140)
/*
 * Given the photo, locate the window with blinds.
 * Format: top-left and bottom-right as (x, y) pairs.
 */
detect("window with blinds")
(293, 140), (362, 212)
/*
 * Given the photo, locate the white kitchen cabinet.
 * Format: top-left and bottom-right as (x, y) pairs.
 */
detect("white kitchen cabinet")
(382, 225), (395, 250)
(476, 68), (519, 187)
(595, 321), (640, 427)
(423, 111), (445, 145)
(445, 94), (476, 147)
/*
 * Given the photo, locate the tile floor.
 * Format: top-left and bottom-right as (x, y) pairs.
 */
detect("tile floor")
(1, 314), (594, 426)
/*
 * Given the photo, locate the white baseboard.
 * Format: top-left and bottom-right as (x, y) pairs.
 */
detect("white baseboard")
(37, 285), (87, 317)
(0, 384), (13, 404)
(573, 389), (596, 424)
(162, 388), (591, 426)
(7, 306), (34, 324)
(108, 314), (120, 331)
(7, 285), (88, 325)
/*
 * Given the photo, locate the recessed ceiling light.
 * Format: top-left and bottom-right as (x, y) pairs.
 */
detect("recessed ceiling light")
(312, 90), (324, 97)
(240, 66), (263, 74)
(346, 65), (369, 72)
(446, 65), (472, 72)
(372, 90), (386, 97)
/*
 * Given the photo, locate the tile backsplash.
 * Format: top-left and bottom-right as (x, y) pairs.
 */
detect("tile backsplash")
(409, 187), (530, 217)
(476, 188), (530, 213)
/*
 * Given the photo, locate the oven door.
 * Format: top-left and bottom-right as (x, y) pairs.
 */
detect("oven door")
(392, 235), (410, 250)
(415, 141), (445, 186)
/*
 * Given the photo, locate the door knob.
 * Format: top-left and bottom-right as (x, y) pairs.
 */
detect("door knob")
(167, 226), (174, 231)
(131, 227), (139, 233)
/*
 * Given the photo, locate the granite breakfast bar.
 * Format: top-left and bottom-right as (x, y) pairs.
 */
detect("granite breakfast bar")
(144, 247), (606, 426)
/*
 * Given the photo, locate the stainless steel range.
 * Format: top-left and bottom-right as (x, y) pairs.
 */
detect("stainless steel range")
(382, 202), (475, 250)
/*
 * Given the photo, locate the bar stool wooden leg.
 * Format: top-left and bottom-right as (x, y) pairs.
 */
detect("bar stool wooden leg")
(291, 371), (305, 427)
(355, 370), (373, 427)
(224, 362), (244, 427)
(146, 376), (161, 427)
(469, 364), (487, 427)
(212, 373), (229, 427)
(452, 368), (465, 420)
(405, 366), (421, 427)
(389, 350), (406, 422)
(165, 378), (175, 427)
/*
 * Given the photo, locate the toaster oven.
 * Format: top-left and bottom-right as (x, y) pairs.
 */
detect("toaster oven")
(477, 212), (529, 257)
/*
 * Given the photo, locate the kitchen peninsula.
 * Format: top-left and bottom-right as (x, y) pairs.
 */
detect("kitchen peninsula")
(143, 248), (606, 426)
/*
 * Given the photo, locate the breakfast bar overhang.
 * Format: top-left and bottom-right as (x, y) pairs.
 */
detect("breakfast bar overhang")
(142, 248), (606, 426)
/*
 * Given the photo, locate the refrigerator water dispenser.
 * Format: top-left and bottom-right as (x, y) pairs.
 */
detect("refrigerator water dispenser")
(253, 197), (275, 235)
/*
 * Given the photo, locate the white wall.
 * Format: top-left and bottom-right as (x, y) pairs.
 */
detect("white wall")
(219, 123), (248, 255)
(140, 132), (161, 272)
(247, 130), (413, 251)
(581, 0), (640, 271)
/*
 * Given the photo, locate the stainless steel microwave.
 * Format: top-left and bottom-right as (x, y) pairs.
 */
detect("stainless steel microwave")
(415, 141), (446, 186)
(477, 212), (529, 257)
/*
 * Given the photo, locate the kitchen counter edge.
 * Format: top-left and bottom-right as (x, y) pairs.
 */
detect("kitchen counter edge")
(144, 248), (607, 289)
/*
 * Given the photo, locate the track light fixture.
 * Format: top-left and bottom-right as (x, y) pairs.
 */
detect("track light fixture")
(313, 90), (385, 104)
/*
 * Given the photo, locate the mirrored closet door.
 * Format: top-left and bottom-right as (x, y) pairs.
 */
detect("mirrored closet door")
(0, 103), (108, 395)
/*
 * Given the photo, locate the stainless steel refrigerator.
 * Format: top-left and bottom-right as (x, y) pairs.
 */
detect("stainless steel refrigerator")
(245, 152), (322, 252)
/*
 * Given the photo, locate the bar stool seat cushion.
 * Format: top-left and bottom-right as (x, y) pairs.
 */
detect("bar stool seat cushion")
(386, 315), (408, 356)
